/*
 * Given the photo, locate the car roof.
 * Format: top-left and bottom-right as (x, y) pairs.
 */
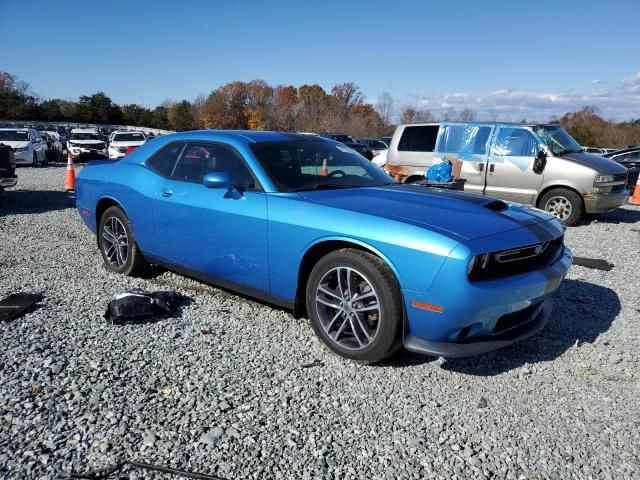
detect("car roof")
(153, 129), (335, 144)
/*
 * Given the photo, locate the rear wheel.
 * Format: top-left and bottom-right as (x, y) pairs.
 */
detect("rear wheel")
(538, 188), (583, 226)
(98, 206), (149, 276)
(305, 249), (402, 363)
(32, 152), (38, 167)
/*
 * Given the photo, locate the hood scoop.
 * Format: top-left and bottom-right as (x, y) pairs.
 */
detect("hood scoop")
(483, 199), (508, 211)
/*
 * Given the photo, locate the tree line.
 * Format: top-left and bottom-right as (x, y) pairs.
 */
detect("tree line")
(1, 71), (638, 147)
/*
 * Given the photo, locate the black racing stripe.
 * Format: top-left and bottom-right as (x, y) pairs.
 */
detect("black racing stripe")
(279, 133), (325, 142)
(395, 184), (500, 206)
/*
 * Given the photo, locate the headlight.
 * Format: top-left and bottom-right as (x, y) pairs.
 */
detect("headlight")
(594, 175), (614, 183)
(467, 253), (491, 279)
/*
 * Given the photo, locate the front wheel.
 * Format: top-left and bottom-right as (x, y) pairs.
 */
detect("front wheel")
(538, 188), (583, 226)
(98, 206), (149, 276)
(305, 249), (403, 363)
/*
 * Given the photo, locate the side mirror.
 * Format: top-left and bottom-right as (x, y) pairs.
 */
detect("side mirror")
(203, 171), (232, 189)
(533, 149), (547, 174)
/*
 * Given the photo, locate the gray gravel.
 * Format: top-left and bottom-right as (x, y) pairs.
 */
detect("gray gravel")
(1, 164), (639, 479)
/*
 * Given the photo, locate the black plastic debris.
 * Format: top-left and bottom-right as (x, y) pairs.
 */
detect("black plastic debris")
(104, 289), (184, 325)
(573, 257), (614, 271)
(0, 293), (43, 322)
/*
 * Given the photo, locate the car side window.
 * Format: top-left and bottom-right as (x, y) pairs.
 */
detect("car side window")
(171, 142), (258, 190)
(147, 142), (186, 177)
(493, 128), (538, 157)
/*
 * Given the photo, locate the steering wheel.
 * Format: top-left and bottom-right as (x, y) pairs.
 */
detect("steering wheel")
(327, 169), (346, 177)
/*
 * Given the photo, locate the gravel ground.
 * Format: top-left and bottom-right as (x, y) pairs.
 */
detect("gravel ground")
(1, 165), (639, 480)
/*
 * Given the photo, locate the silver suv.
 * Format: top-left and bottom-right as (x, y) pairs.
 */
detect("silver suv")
(385, 122), (629, 225)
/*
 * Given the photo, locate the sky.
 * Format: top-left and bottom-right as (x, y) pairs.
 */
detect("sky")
(1, 0), (639, 121)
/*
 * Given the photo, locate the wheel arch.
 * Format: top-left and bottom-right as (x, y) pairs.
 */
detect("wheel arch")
(293, 237), (401, 318)
(95, 197), (128, 245)
(535, 184), (584, 210)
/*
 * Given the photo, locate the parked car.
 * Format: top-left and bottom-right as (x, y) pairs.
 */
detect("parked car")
(67, 129), (108, 162)
(379, 136), (392, 148)
(320, 133), (356, 144)
(0, 142), (18, 197)
(76, 130), (572, 362)
(604, 147), (640, 194)
(39, 131), (64, 162)
(582, 147), (607, 155)
(344, 142), (373, 160)
(0, 128), (47, 166)
(385, 122), (629, 225)
(108, 131), (147, 159)
(358, 138), (389, 167)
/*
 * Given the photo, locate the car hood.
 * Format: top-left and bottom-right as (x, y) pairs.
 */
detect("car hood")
(0, 140), (28, 149)
(562, 152), (627, 174)
(69, 139), (104, 145)
(298, 185), (556, 241)
(110, 140), (145, 147)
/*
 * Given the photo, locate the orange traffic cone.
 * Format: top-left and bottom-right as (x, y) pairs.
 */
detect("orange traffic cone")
(629, 176), (640, 205)
(394, 174), (402, 182)
(321, 159), (328, 176)
(65, 151), (76, 192)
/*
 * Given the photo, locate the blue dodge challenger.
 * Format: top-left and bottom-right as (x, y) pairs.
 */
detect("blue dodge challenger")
(76, 130), (572, 362)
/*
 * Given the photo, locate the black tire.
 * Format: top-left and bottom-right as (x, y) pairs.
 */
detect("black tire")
(98, 206), (149, 276)
(42, 150), (49, 166)
(32, 152), (38, 167)
(538, 188), (583, 226)
(305, 248), (403, 363)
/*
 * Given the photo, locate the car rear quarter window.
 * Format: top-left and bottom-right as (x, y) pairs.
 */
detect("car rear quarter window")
(147, 142), (186, 177)
(398, 126), (439, 152)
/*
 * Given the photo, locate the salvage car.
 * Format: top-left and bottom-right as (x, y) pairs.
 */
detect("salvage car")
(603, 147), (640, 195)
(76, 131), (572, 362)
(0, 128), (48, 166)
(108, 131), (147, 159)
(385, 122), (629, 225)
(67, 129), (108, 162)
(0, 142), (18, 198)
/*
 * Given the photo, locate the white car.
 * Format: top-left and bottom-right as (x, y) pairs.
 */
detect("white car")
(108, 131), (146, 159)
(68, 129), (108, 161)
(0, 128), (48, 166)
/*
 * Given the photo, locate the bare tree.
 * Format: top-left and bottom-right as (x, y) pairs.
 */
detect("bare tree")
(414, 109), (434, 123)
(459, 108), (476, 122)
(400, 105), (416, 124)
(488, 108), (499, 122)
(442, 107), (457, 121)
(375, 92), (394, 127)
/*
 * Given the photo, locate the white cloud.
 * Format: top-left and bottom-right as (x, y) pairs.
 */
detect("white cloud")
(590, 79), (604, 86)
(390, 74), (640, 122)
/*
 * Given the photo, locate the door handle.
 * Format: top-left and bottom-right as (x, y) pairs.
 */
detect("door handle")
(489, 164), (495, 173)
(478, 163), (484, 172)
(161, 189), (173, 197)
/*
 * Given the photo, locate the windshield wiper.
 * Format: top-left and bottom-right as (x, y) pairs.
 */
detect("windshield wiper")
(289, 183), (361, 192)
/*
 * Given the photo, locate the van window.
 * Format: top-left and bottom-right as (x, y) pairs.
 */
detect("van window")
(493, 128), (538, 157)
(436, 124), (492, 155)
(398, 126), (439, 152)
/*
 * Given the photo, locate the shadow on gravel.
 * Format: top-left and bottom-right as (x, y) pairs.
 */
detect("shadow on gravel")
(580, 206), (640, 225)
(0, 189), (75, 215)
(437, 279), (620, 376)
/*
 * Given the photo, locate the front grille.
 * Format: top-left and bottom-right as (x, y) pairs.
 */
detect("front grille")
(470, 235), (564, 281)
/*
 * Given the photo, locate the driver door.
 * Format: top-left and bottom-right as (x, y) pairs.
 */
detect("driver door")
(152, 141), (270, 293)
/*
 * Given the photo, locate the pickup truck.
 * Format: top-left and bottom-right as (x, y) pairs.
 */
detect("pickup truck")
(0, 143), (18, 205)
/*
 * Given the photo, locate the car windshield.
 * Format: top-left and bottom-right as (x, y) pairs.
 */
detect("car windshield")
(250, 140), (394, 192)
(70, 132), (100, 140)
(0, 130), (28, 141)
(113, 133), (145, 142)
(533, 126), (583, 156)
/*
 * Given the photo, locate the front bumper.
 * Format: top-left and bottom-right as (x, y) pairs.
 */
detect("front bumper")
(0, 175), (18, 188)
(71, 150), (108, 161)
(583, 190), (629, 213)
(402, 244), (572, 358)
(14, 150), (34, 164)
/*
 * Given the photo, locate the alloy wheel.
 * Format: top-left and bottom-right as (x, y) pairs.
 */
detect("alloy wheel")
(102, 217), (129, 269)
(315, 266), (381, 350)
